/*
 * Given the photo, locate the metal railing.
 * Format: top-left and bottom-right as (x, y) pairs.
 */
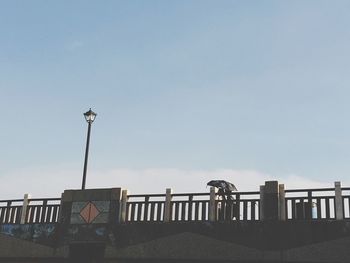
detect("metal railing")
(0, 199), (23, 224)
(341, 187), (350, 219)
(125, 190), (260, 223)
(285, 188), (336, 220)
(25, 198), (61, 223)
(2, 182), (350, 225)
(0, 197), (61, 224)
(126, 194), (165, 222)
(216, 191), (260, 221)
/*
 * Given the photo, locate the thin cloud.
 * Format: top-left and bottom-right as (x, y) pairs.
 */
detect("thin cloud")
(1, 166), (341, 199)
(65, 41), (84, 51)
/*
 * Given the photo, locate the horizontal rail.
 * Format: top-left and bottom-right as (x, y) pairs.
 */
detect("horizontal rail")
(127, 194), (166, 198)
(0, 197), (61, 224)
(285, 188), (335, 193)
(0, 199), (24, 204)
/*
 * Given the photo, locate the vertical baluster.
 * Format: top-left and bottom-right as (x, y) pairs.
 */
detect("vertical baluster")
(235, 194), (240, 221)
(0, 207), (3, 224)
(125, 203), (130, 222)
(243, 201), (248, 221)
(149, 202), (155, 221)
(52, 205), (59, 222)
(137, 202), (143, 221)
(306, 191), (312, 219)
(130, 203), (136, 222)
(143, 197), (149, 221)
(325, 198), (330, 219)
(41, 200), (47, 223)
(46, 206), (53, 223)
(181, 201), (186, 221)
(29, 206), (35, 223)
(201, 201), (207, 220)
(188, 195), (193, 221)
(155, 202), (160, 221)
(251, 201), (256, 220)
(194, 201), (199, 221)
(343, 197), (346, 219)
(5, 201), (11, 223)
(9, 207), (16, 223)
(162, 202), (166, 221)
(35, 206), (41, 223)
(15, 206), (22, 224)
(291, 199), (296, 220)
(316, 197), (321, 219)
(174, 202), (179, 221)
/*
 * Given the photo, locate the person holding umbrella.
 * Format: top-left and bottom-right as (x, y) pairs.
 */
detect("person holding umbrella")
(207, 180), (238, 220)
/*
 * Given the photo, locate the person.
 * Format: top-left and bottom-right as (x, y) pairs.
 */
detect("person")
(217, 189), (235, 220)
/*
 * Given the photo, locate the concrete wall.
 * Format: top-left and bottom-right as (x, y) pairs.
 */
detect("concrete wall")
(1, 220), (350, 262)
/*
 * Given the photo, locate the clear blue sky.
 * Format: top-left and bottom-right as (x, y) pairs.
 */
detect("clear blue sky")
(1, 1), (350, 198)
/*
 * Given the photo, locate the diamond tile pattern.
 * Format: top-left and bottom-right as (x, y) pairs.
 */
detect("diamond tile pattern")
(80, 202), (100, 223)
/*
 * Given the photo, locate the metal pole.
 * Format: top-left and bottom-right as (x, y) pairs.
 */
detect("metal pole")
(81, 121), (92, 190)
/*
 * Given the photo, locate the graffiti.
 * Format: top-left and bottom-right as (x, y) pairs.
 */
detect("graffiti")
(0, 224), (58, 247)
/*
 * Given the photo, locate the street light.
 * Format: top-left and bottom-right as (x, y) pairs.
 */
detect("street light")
(81, 108), (97, 190)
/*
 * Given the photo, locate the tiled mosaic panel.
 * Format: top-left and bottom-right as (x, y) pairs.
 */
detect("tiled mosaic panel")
(70, 201), (110, 224)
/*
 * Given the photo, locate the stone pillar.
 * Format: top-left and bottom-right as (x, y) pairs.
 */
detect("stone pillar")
(209, 186), (216, 222)
(335, 181), (343, 220)
(163, 188), (172, 222)
(58, 187), (122, 246)
(263, 181), (279, 221)
(120, 190), (128, 223)
(259, 185), (265, 221)
(279, 184), (286, 221)
(20, 194), (30, 224)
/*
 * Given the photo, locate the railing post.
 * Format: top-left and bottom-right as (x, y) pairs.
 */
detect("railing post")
(20, 194), (30, 224)
(120, 190), (128, 223)
(164, 188), (172, 222)
(259, 185), (265, 221)
(209, 186), (216, 222)
(335, 181), (343, 220)
(279, 184), (286, 221)
(263, 181), (279, 221)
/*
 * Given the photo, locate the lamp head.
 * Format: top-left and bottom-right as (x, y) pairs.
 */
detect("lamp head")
(84, 108), (97, 123)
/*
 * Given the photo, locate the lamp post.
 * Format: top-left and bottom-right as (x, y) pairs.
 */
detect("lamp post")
(81, 108), (97, 190)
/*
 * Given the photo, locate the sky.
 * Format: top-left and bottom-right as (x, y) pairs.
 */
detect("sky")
(1, 1), (350, 199)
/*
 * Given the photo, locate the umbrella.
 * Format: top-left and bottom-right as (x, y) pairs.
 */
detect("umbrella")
(207, 180), (238, 192)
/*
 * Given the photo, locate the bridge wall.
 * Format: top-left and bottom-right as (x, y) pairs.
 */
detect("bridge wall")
(1, 220), (350, 262)
(1, 182), (350, 262)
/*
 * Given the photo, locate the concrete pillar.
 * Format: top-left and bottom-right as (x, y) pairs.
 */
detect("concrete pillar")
(209, 186), (216, 222)
(120, 190), (129, 223)
(20, 194), (30, 224)
(279, 184), (286, 221)
(259, 185), (265, 221)
(335, 181), (343, 220)
(263, 181), (279, 221)
(163, 188), (172, 222)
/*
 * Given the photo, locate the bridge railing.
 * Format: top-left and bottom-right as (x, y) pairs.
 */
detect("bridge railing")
(0, 199), (23, 224)
(285, 188), (336, 220)
(216, 191), (260, 221)
(0, 196), (61, 224)
(25, 198), (61, 223)
(125, 194), (165, 222)
(2, 181), (350, 225)
(341, 187), (350, 219)
(124, 189), (260, 223)
(171, 192), (210, 221)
